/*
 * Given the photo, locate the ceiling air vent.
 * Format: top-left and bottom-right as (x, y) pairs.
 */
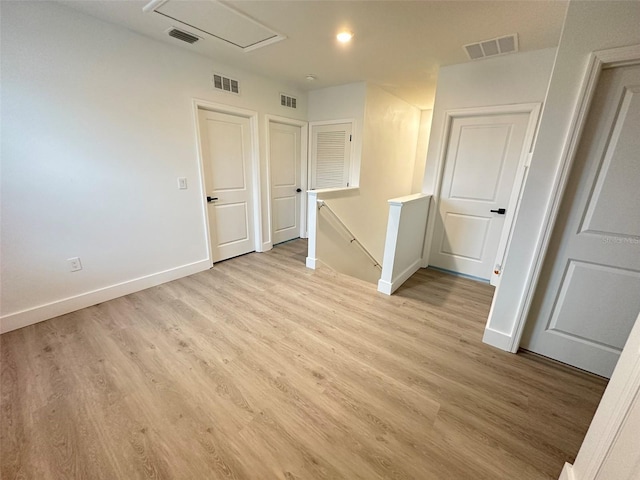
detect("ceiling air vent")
(212, 73), (240, 95)
(464, 34), (518, 60)
(280, 93), (297, 109)
(167, 27), (200, 44)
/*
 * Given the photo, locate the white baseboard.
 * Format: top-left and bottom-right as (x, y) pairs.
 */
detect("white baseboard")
(482, 326), (513, 351)
(306, 257), (317, 269)
(559, 463), (575, 480)
(377, 279), (393, 295)
(0, 259), (211, 334)
(377, 258), (422, 296)
(260, 241), (273, 252)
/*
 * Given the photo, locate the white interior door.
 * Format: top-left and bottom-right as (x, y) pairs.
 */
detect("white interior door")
(429, 112), (530, 280)
(269, 121), (302, 244)
(198, 109), (255, 263)
(522, 64), (640, 378)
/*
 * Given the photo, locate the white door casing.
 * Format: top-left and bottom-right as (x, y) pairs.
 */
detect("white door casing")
(521, 64), (640, 378)
(309, 122), (353, 189)
(269, 121), (303, 244)
(429, 111), (533, 282)
(198, 108), (255, 263)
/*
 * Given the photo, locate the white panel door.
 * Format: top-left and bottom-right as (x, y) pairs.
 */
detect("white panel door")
(429, 112), (530, 280)
(269, 122), (302, 244)
(198, 109), (255, 263)
(522, 64), (640, 378)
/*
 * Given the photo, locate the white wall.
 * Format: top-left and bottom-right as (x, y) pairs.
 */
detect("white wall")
(315, 190), (382, 285)
(307, 82), (366, 186)
(0, 1), (307, 331)
(422, 47), (558, 195)
(411, 109), (433, 194)
(308, 83), (421, 262)
(485, 0), (640, 347)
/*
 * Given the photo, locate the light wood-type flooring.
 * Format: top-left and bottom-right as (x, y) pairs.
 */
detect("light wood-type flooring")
(1, 239), (607, 479)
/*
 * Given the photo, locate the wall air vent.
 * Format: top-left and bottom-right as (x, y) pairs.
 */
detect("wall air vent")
(167, 27), (200, 44)
(212, 73), (240, 95)
(464, 34), (518, 60)
(280, 93), (297, 109)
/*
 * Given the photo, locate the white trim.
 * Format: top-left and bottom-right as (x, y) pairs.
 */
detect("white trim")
(310, 186), (360, 195)
(422, 103), (542, 280)
(307, 118), (356, 127)
(191, 101), (214, 264)
(192, 99), (264, 258)
(559, 312), (640, 480)
(387, 192), (428, 206)
(377, 259), (422, 295)
(421, 196), (435, 268)
(265, 115), (309, 244)
(305, 191), (319, 269)
(490, 103), (542, 286)
(506, 44), (640, 353)
(481, 326), (514, 351)
(377, 280), (393, 296)
(0, 259), (211, 334)
(559, 463), (575, 480)
(142, 0), (166, 13)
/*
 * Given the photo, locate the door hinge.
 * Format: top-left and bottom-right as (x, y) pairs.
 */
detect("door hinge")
(349, 134), (352, 142)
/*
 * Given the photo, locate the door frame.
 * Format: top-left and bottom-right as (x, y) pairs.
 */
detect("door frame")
(265, 115), (309, 244)
(422, 103), (542, 287)
(507, 44), (640, 353)
(192, 99), (263, 264)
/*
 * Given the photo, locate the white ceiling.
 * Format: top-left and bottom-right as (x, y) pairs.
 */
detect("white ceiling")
(60, 0), (568, 110)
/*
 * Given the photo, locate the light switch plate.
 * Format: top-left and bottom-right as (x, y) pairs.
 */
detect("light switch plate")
(178, 177), (188, 189)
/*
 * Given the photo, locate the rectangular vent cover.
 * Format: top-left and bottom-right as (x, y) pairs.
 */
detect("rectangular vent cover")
(280, 93), (297, 109)
(464, 34), (518, 60)
(212, 73), (240, 94)
(167, 27), (200, 44)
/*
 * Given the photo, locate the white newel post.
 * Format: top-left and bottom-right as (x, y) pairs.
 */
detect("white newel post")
(378, 194), (431, 295)
(378, 201), (402, 295)
(306, 191), (319, 269)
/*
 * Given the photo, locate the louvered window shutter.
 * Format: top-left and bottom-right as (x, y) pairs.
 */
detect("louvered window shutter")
(310, 122), (352, 189)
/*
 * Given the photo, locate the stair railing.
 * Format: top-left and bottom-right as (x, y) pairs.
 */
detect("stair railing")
(317, 199), (382, 270)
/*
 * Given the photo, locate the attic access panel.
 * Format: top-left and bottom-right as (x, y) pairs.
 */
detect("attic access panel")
(144, 0), (286, 51)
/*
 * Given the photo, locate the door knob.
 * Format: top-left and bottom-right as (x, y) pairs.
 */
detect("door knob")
(296, 188), (302, 193)
(490, 208), (506, 214)
(207, 196), (219, 203)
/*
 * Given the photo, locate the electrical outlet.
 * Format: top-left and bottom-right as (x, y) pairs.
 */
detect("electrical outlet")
(68, 257), (82, 272)
(178, 177), (188, 189)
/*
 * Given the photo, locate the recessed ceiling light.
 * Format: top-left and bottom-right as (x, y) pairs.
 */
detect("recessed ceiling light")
(337, 31), (353, 43)
(306, 74), (317, 81)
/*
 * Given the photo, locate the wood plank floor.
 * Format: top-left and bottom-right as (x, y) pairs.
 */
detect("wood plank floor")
(1, 239), (607, 479)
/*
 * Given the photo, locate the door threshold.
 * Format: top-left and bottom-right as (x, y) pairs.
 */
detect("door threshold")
(427, 266), (491, 284)
(273, 238), (301, 247)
